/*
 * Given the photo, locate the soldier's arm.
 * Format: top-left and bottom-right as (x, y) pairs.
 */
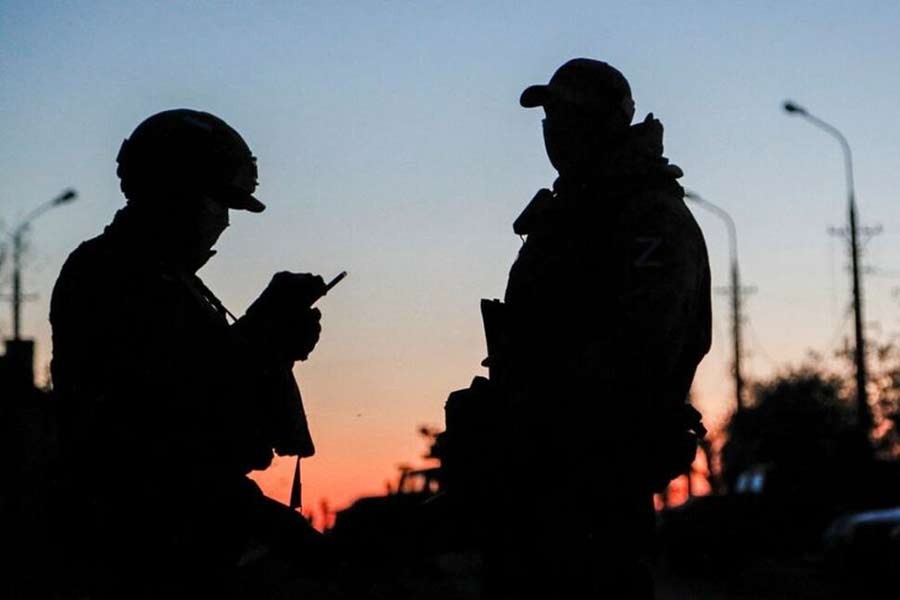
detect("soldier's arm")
(223, 324), (316, 461)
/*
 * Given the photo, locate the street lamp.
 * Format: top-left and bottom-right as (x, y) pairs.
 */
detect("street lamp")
(783, 100), (870, 430)
(684, 190), (745, 413)
(9, 188), (78, 340)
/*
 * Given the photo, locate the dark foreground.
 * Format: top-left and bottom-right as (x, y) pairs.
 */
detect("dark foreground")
(255, 550), (878, 599)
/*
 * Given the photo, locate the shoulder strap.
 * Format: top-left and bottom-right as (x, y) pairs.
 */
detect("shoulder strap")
(181, 273), (238, 323)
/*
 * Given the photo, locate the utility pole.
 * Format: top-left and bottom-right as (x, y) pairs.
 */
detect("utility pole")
(685, 191), (752, 413)
(12, 229), (23, 340)
(730, 254), (745, 411)
(784, 101), (873, 430)
(848, 198), (871, 431)
(828, 215), (881, 428)
(7, 188), (78, 341)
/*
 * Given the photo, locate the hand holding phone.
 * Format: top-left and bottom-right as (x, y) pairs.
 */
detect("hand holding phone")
(314, 271), (347, 304)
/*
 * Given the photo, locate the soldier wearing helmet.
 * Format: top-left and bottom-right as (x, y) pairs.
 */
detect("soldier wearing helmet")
(487, 59), (711, 598)
(50, 109), (328, 596)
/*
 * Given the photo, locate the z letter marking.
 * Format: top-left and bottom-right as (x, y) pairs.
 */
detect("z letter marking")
(634, 237), (663, 268)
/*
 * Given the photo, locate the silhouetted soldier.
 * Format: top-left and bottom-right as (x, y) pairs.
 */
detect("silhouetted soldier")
(487, 59), (711, 598)
(50, 109), (328, 597)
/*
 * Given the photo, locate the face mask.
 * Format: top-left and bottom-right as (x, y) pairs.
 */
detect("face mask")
(193, 195), (230, 250)
(168, 195), (229, 272)
(543, 117), (597, 175)
(542, 108), (631, 177)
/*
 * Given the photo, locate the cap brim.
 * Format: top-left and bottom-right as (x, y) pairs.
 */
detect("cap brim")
(520, 84), (550, 108)
(218, 188), (266, 213)
(231, 194), (266, 213)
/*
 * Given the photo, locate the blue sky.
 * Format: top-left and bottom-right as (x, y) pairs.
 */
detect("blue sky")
(4, 1), (900, 507)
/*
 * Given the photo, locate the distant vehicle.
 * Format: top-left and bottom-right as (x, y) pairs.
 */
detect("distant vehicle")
(327, 465), (444, 554)
(825, 506), (900, 546)
(659, 464), (838, 573)
(396, 466), (442, 496)
(733, 464), (769, 495)
(824, 506), (900, 577)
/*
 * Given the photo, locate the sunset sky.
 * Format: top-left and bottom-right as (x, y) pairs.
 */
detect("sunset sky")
(5, 1), (900, 516)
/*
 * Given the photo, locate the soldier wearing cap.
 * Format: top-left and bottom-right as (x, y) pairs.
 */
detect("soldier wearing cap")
(488, 59), (711, 598)
(50, 109), (328, 596)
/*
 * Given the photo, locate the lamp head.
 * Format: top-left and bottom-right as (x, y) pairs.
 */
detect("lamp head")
(53, 189), (78, 205)
(783, 101), (806, 115)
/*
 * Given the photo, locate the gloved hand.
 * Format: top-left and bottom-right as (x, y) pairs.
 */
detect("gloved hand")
(257, 272), (328, 309)
(284, 306), (322, 361)
(240, 272), (327, 363)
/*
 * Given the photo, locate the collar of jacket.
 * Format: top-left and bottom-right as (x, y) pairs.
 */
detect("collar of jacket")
(103, 204), (216, 274)
(103, 206), (230, 327)
(513, 114), (684, 236)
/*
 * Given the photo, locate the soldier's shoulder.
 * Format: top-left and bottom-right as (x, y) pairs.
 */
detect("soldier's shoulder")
(51, 236), (106, 320)
(633, 186), (702, 235)
(56, 231), (135, 300)
(60, 234), (114, 275)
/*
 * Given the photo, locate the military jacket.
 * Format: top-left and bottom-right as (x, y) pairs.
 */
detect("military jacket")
(502, 117), (711, 464)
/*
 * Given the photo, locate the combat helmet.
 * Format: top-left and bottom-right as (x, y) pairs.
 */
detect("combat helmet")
(116, 109), (264, 212)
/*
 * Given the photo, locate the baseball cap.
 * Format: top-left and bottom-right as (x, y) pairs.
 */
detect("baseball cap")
(520, 58), (635, 123)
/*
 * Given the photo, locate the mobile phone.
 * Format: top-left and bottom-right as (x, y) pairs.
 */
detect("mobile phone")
(310, 271), (347, 307)
(325, 271), (347, 293)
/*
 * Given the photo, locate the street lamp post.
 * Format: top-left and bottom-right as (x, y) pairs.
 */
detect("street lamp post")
(685, 190), (745, 413)
(783, 101), (870, 430)
(8, 188), (78, 340)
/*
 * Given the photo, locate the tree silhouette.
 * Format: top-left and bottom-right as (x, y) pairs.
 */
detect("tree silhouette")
(865, 339), (900, 459)
(721, 365), (871, 493)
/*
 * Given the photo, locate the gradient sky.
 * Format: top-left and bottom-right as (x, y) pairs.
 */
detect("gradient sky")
(5, 1), (900, 515)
